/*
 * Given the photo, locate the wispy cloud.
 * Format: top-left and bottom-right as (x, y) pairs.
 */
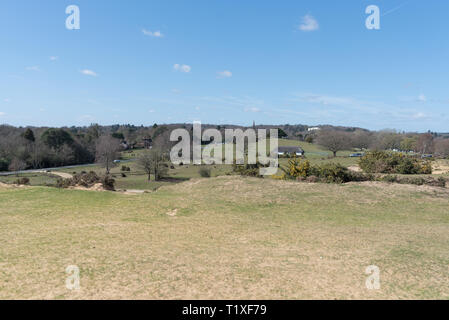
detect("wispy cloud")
(50, 56), (58, 61)
(26, 66), (40, 72)
(0, 112), (5, 116)
(4, 98), (11, 103)
(80, 114), (95, 121)
(173, 64), (191, 73)
(142, 29), (163, 37)
(382, 2), (409, 17)
(298, 15), (319, 32)
(80, 69), (98, 77)
(418, 94), (426, 102)
(411, 112), (428, 119)
(244, 107), (261, 113)
(217, 70), (232, 78)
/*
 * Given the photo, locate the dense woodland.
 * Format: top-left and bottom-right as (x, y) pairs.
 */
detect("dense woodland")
(0, 122), (448, 172)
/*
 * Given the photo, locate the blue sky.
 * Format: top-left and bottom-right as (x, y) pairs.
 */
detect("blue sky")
(0, 0), (448, 132)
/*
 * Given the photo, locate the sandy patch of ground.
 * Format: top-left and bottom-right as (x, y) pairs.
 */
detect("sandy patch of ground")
(432, 162), (449, 175)
(39, 171), (73, 179)
(348, 165), (362, 172)
(69, 183), (107, 192)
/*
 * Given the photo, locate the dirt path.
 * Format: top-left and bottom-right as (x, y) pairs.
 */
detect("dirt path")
(38, 171), (73, 179)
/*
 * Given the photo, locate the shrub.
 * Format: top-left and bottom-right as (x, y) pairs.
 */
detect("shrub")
(315, 163), (351, 183)
(359, 151), (432, 174)
(282, 158), (312, 178)
(376, 175), (446, 188)
(56, 171), (115, 190)
(0, 158), (9, 172)
(199, 167), (211, 178)
(15, 177), (30, 185)
(121, 165), (131, 172)
(233, 162), (268, 177)
(306, 175), (319, 183)
(121, 173), (127, 177)
(101, 175), (115, 191)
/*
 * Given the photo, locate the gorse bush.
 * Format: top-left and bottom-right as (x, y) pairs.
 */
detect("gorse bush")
(199, 167), (211, 178)
(15, 177), (30, 185)
(57, 171), (115, 190)
(233, 162), (270, 177)
(277, 157), (444, 187)
(376, 175), (446, 188)
(359, 151), (432, 174)
(279, 158), (358, 183)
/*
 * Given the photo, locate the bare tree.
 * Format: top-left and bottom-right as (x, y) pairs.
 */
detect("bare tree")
(434, 139), (449, 158)
(8, 157), (27, 174)
(137, 149), (168, 181)
(137, 151), (153, 181)
(416, 133), (434, 154)
(372, 130), (403, 150)
(350, 130), (371, 150)
(316, 130), (351, 157)
(95, 135), (121, 174)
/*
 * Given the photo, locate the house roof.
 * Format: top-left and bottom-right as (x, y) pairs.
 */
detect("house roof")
(278, 146), (304, 153)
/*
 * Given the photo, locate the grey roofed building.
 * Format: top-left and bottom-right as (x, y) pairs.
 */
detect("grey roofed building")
(277, 146), (304, 156)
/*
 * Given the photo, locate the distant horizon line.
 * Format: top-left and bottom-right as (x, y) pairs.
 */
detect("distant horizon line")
(0, 122), (446, 134)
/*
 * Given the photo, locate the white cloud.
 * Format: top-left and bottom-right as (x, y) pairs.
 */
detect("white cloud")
(217, 70), (232, 78)
(412, 112), (427, 119)
(142, 29), (163, 37)
(4, 98), (11, 103)
(418, 94), (426, 102)
(80, 69), (98, 77)
(148, 109), (155, 113)
(245, 107), (260, 113)
(80, 114), (95, 121)
(173, 64), (191, 73)
(0, 112), (5, 116)
(195, 106), (201, 111)
(298, 14), (319, 32)
(26, 66), (40, 72)
(50, 56), (58, 61)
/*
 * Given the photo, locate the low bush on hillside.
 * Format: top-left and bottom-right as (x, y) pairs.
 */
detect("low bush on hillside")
(199, 167), (211, 178)
(121, 165), (131, 172)
(359, 151), (432, 174)
(233, 162), (271, 177)
(276, 157), (445, 187)
(15, 177), (30, 185)
(57, 171), (115, 190)
(376, 175), (446, 188)
(278, 158), (363, 183)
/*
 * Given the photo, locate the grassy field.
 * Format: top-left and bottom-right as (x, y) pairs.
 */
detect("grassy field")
(0, 177), (448, 299)
(0, 172), (59, 186)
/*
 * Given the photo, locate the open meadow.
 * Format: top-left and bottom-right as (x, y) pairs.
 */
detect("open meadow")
(1, 176), (448, 299)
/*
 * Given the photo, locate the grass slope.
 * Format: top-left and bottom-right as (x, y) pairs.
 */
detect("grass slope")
(1, 177), (448, 299)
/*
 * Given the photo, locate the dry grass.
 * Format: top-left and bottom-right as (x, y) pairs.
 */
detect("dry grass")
(0, 177), (448, 299)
